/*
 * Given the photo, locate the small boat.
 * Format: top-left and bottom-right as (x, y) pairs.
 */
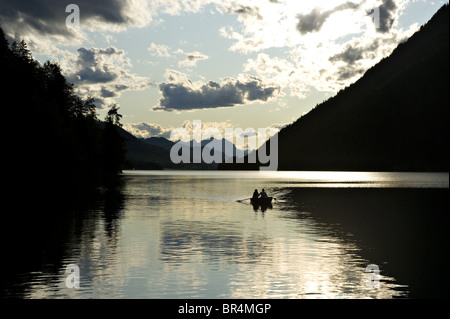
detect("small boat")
(250, 197), (273, 206)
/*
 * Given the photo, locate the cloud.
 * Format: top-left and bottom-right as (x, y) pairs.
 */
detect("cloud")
(123, 120), (288, 152)
(100, 87), (118, 98)
(244, 53), (307, 98)
(228, 5), (263, 20)
(68, 47), (125, 84)
(123, 122), (174, 139)
(164, 69), (191, 82)
(180, 120), (235, 137)
(296, 7), (332, 35)
(328, 31), (407, 71)
(0, 0), (153, 43)
(296, 2), (362, 35)
(1, 0), (418, 111)
(148, 43), (171, 57)
(329, 36), (397, 65)
(65, 46), (152, 107)
(238, 0), (413, 95)
(153, 74), (281, 111)
(123, 120), (235, 140)
(147, 44), (209, 67)
(335, 65), (365, 81)
(178, 51), (209, 67)
(325, 28), (413, 87)
(377, 0), (398, 33)
(329, 45), (365, 64)
(0, 0), (156, 63)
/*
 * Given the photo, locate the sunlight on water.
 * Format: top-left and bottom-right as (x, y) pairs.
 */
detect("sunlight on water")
(124, 170), (449, 188)
(7, 171), (447, 299)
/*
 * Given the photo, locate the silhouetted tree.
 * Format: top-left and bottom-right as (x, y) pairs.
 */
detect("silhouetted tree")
(0, 26), (127, 203)
(105, 103), (123, 127)
(101, 104), (126, 178)
(0, 27), (8, 59)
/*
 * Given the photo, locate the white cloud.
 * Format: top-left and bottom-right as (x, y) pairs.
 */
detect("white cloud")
(178, 51), (209, 67)
(226, 0), (418, 94)
(244, 53), (307, 98)
(147, 44), (209, 67)
(180, 119), (234, 136)
(123, 122), (174, 138)
(123, 120), (235, 140)
(164, 69), (191, 82)
(148, 43), (172, 57)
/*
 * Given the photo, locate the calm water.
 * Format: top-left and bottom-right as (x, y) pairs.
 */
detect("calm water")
(2, 171), (448, 299)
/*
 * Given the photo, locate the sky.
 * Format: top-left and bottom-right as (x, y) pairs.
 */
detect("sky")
(1, 0), (447, 141)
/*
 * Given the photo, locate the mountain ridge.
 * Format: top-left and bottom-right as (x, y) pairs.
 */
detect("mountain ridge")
(220, 4), (449, 172)
(122, 131), (250, 169)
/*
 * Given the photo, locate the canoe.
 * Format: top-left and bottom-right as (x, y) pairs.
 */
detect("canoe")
(250, 197), (273, 206)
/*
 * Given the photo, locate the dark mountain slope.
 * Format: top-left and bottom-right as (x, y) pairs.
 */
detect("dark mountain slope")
(221, 5), (449, 171)
(119, 128), (217, 170)
(277, 4), (449, 171)
(140, 137), (175, 151)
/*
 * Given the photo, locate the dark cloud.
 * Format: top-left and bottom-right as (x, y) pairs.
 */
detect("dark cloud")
(329, 36), (402, 65)
(336, 65), (364, 81)
(154, 76), (280, 111)
(330, 45), (364, 64)
(64, 46), (151, 108)
(235, 79), (277, 101)
(296, 7), (331, 35)
(377, 0), (398, 33)
(100, 87), (117, 98)
(67, 47), (124, 84)
(296, 2), (362, 35)
(365, 0), (398, 33)
(0, 0), (134, 39)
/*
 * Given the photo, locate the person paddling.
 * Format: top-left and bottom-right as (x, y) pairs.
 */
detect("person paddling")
(260, 189), (268, 198)
(252, 189), (259, 200)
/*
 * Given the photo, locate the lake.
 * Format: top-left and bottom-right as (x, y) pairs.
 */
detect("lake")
(2, 171), (448, 299)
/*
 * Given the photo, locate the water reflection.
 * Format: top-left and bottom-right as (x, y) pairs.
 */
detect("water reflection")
(1, 179), (126, 298)
(251, 201), (273, 213)
(160, 220), (272, 266)
(2, 172), (448, 299)
(276, 187), (449, 298)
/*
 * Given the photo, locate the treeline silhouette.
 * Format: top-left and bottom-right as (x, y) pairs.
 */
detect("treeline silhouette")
(220, 4), (449, 172)
(1, 27), (126, 202)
